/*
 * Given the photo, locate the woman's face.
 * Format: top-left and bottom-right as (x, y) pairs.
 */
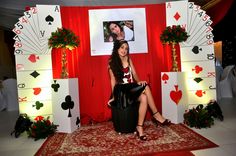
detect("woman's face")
(118, 43), (129, 58)
(109, 23), (121, 35)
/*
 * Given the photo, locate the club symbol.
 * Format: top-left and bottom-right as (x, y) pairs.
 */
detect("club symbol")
(33, 101), (44, 110)
(45, 15), (54, 25)
(51, 80), (60, 92)
(192, 46), (202, 54)
(61, 95), (74, 117)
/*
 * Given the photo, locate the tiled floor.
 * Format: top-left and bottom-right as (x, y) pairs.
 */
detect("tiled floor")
(0, 98), (235, 156)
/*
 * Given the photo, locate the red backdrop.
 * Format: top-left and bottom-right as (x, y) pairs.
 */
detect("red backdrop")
(51, 4), (175, 124)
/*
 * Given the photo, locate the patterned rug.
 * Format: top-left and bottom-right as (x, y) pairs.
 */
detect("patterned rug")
(35, 121), (218, 156)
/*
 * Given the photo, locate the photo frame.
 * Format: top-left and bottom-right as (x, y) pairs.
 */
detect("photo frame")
(89, 8), (148, 56)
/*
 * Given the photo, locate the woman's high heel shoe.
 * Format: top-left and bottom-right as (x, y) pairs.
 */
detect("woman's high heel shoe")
(152, 112), (171, 126)
(135, 125), (147, 141)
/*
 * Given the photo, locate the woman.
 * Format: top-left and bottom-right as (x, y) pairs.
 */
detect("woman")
(108, 40), (171, 141)
(107, 21), (134, 42)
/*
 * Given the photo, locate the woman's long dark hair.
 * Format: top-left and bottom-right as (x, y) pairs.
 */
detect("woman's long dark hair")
(107, 21), (124, 41)
(109, 40), (130, 83)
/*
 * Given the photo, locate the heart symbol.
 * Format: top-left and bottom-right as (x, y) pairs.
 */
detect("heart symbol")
(33, 88), (41, 95)
(170, 85), (182, 105)
(162, 73), (169, 84)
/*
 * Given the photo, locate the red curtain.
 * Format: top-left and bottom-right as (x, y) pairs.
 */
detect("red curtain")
(207, 0), (234, 26)
(52, 4), (172, 125)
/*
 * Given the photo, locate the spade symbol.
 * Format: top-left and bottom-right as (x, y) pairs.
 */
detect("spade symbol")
(61, 95), (74, 117)
(33, 101), (44, 110)
(192, 46), (202, 54)
(194, 77), (203, 83)
(76, 117), (80, 128)
(45, 15), (54, 25)
(51, 80), (60, 92)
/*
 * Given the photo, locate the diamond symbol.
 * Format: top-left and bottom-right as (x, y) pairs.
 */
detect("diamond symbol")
(30, 70), (40, 78)
(174, 12), (181, 21)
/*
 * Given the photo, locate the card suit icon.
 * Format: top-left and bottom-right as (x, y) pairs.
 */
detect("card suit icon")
(28, 54), (39, 63)
(192, 65), (203, 74)
(170, 85), (182, 105)
(194, 77), (203, 83)
(192, 46), (202, 54)
(61, 95), (74, 117)
(45, 15), (54, 25)
(51, 80), (60, 92)
(76, 117), (80, 128)
(33, 101), (44, 110)
(162, 73), (169, 84)
(174, 12), (181, 21)
(30, 70), (40, 78)
(195, 90), (206, 97)
(33, 88), (41, 95)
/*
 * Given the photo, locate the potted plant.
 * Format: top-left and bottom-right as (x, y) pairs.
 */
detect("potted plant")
(160, 25), (189, 71)
(48, 27), (80, 78)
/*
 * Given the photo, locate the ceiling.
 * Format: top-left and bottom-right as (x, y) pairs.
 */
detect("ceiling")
(0, 0), (220, 31)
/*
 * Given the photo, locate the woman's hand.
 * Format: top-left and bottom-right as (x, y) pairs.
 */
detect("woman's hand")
(138, 81), (147, 86)
(107, 98), (114, 107)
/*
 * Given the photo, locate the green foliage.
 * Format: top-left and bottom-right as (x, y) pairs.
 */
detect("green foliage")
(48, 27), (80, 50)
(27, 116), (58, 141)
(183, 104), (214, 129)
(160, 25), (189, 44)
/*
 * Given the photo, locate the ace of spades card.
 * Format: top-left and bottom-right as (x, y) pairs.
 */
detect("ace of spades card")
(36, 5), (62, 40)
(161, 72), (188, 124)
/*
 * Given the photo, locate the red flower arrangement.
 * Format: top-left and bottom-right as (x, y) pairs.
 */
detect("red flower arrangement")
(48, 27), (80, 50)
(28, 116), (58, 141)
(160, 25), (189, 44)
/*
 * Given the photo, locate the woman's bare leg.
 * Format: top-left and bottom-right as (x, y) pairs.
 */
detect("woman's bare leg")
(144, 86), (167, 123)
(137, 94), (148, 136)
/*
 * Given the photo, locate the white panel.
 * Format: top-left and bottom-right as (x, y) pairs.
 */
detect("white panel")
(15, 54), (52, 70)
(187, 77), (216, 90)
(19, 100), (52, 116)
(161, 72), (188, 124)
(52, 78), (80, 133)
(187, 89), (216, 105)
(18, 87), (51, 101)
(16, 70), (52, 88)
(181, 60), (215, 77)
(180, 45), (214, 61)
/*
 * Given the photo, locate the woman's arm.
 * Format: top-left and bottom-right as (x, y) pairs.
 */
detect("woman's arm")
(130, 59), (147, 86)
(130, 59), (140, 82)
(108, 67), (116, 105)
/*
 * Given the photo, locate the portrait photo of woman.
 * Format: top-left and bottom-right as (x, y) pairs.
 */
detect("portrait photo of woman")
(103, 20), (135, 42)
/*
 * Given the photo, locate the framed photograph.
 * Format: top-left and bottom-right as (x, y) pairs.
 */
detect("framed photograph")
(89, 8), (148, 56)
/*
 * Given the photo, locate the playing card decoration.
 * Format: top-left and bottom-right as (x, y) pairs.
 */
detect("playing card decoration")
(165, 1), (217, 106)
(51, 79), (80, 133)
(13, 5), (60, 120)
(61, 95), (74, 117)
(170, 85), (182, 105)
